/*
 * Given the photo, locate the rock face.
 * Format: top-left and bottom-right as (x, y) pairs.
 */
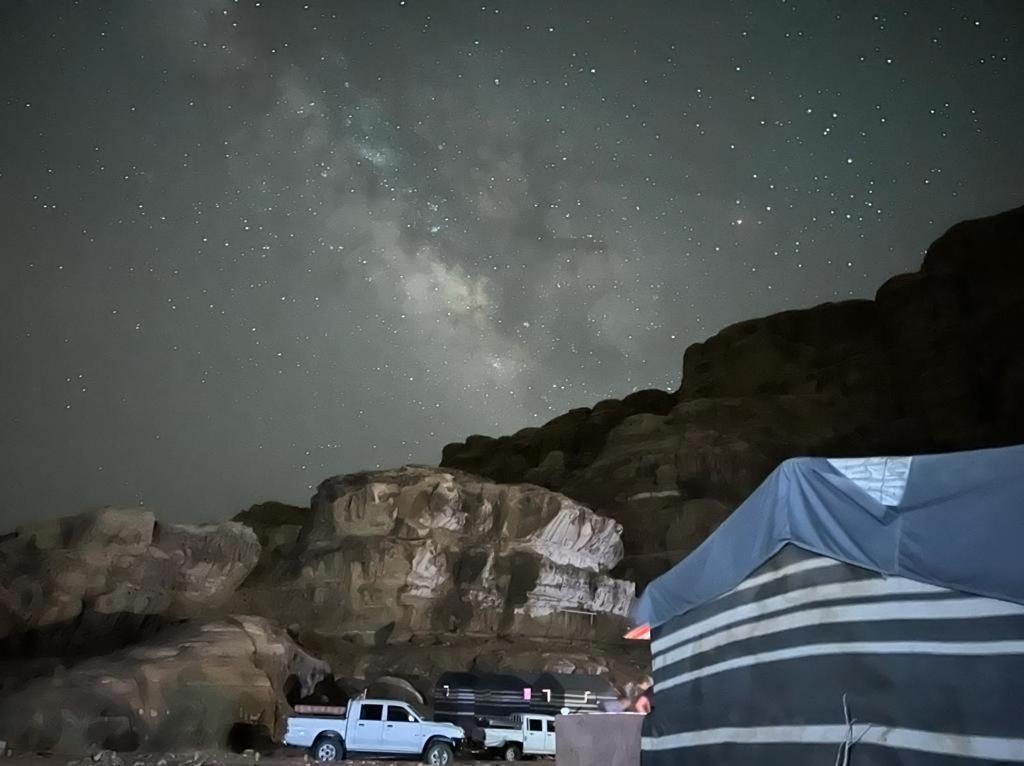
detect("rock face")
(0, 508), (261, 659)
(0, 476), (639, 752)
(0, 616), (327, 753)
(439, 390), (677, 487)
(232, 502), (306, 552)
(441, 205), (1024, 585)
(230, 466), (634, 644)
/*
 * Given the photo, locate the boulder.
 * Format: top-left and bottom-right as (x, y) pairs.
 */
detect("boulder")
(0, 616), (328, 753)
(0, 509), (260, 660)
(231, 502), (305, 552)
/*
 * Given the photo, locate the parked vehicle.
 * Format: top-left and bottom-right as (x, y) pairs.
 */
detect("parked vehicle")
(283, 698), (464, 765)
(481, 712), (556, 761)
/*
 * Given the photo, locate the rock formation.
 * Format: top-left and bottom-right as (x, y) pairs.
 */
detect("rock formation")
(441, 205), (1024, 585)
(231, 502), (306, 552)
(439, 390), (678, 486)
(0, 472), (643, 753)
(0, 508), (261, 660)
(0, 616), (327, 753)
(230, 466), (634, 644)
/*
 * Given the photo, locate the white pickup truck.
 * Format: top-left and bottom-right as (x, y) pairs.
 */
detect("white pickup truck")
(481, 713), (556, 761)
(283, 698), (464, 765)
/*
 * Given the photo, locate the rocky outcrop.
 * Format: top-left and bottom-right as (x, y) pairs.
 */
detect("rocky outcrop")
(676, 204), (1024, 450)
(0, 508), (261, 659)
(440, 390), (677, 486)
(230, 466), (634, 644)
(441, 205), (1024, 584)
(231, 502), (306, 551)
(0, 475), (639, 739)
(0, 616), (327, 753)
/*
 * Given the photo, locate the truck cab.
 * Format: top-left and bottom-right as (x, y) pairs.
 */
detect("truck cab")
(481, 712), (556, 760)
(284, 698), (464, 764)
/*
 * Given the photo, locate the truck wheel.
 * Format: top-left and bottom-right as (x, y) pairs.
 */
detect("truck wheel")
(502, 743), (522, 761)
(423, 740), (454, 765)
(310, 733), (345, 762)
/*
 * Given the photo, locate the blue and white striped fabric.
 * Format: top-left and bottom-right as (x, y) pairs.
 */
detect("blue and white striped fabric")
(643, 546), (1024, 764)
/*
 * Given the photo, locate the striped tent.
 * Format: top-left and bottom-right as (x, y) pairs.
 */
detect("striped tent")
(432, 671), (618, 728)
(631, 444), (1024, 765)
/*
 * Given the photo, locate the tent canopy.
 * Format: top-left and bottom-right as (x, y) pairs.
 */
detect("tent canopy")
(632, 443), (1024, 629)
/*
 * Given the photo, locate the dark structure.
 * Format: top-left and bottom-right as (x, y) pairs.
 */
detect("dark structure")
(432, 671), (618, 729)
(634, 445), (1024, 764)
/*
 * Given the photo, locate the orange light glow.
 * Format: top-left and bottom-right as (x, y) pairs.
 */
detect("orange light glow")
(624, 624), (651, 640)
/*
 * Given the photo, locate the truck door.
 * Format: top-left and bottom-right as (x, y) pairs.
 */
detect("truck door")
(384, 703), (424, 754)
(349, 703), (385, 752)
(524, 716), (546, 754)
(544, 718), (556, 754)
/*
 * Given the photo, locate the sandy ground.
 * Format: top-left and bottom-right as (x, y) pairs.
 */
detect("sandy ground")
(0, 752), (511, 766)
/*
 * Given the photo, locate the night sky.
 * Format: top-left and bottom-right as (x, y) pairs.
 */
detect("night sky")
(2, 1), (1022, 527)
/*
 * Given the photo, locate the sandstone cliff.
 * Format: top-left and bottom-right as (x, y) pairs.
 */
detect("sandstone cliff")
(0, 508), (260, 661)
(441, 205), (1024, 584)
(230, 466), (634, 644)
(0, 471), (645, 752)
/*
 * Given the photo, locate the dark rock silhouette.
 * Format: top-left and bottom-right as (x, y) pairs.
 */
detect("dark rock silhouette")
(441, 205), (1024, 585)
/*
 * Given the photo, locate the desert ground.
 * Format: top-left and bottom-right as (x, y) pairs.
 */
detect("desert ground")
(0, 752), (511, 766)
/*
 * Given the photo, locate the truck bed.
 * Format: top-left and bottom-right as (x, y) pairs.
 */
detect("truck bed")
(481, 726), (522, 747)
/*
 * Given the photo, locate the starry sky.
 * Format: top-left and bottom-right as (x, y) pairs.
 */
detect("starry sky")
(2, 1), (1022, 527)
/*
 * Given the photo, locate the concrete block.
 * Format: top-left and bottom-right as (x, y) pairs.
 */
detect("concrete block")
(555, 712), (643, 766)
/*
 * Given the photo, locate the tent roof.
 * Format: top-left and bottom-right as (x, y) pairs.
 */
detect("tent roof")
(631, 443), (1024, 629)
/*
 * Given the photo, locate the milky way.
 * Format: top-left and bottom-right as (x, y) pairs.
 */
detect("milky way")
(2, 1), (1022, 524)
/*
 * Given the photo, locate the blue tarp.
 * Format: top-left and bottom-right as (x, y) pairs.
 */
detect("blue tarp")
(631, 443), (1024, 628)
